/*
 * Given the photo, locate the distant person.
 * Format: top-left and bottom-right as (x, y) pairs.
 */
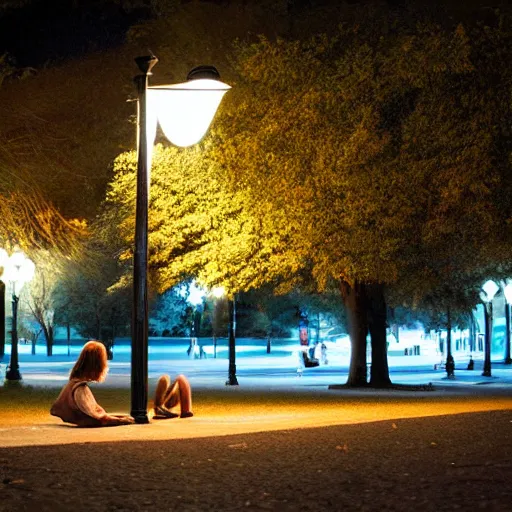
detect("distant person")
(187, 337), (201, 359)
(50, 341), (193, 427)
(321, 342), (328, 365)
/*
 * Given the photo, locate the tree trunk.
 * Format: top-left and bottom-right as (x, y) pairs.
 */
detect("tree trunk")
(96, 312), (101, 340)
(367, 283), (392, 387)
(341, 279), (368, 386)
(42, 323), (53, 356)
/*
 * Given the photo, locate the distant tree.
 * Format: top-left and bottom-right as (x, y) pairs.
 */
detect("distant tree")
(52, 217), (131, 343)
(149, 287), (189, 336)
(210, 19), (512, 386)
(25, 250), (60, 356)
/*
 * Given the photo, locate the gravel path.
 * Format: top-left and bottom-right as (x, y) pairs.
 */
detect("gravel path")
(1, 409), (511, 511)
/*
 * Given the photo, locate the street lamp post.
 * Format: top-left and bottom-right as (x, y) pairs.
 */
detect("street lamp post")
(445, 306), (455, 379)
(212, 286), (238, 384)
(130, 56), (230, 423)
(226, 295), (238, 386)
(480, 280), (499, 377)
(1, 249), (35, 382)
(503, 282), (512, 365)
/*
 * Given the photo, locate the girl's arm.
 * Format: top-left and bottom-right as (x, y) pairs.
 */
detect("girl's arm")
(74, 385), (134, 426)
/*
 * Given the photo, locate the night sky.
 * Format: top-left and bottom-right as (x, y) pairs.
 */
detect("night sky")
(0, 0), (149, 67)
(1, 0), (509, 69)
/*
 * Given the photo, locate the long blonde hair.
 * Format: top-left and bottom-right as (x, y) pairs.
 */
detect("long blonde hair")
(70, 341), (108, 382)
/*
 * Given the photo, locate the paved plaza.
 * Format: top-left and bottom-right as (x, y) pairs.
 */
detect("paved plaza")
(1, 338), (511, 511)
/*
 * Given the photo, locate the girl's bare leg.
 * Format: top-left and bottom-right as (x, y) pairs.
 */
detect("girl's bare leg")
(154, 375), (171, 407)
(174, 374), (193, 417)
(153, 375), (179, 418)
(154, 374), (193, 418)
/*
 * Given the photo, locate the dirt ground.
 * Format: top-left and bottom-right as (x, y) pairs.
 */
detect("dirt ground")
(1, 408), (512, 512)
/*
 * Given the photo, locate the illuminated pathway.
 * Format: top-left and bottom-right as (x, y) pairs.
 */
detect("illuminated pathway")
(0, 383), (511, 448)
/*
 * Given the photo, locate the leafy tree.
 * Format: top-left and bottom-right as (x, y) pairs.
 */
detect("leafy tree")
(149, 287), (189, 336)
(102, 7), (512, 388)
(25, 250), (60, 356)
(52, 222), (131, 343)
(210, 19), (512, 385)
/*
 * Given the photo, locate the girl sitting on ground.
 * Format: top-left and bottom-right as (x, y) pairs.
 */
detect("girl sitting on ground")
(50, 340), (193, 427)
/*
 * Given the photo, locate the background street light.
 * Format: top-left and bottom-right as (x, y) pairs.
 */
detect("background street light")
(211, 286), (238, 385)
(131, 55), (230, 423)
(480, 279), (499, 377)
(503, 281), (512, 365)
(226, 294), (239, 386)
(1, 248), (35, 381)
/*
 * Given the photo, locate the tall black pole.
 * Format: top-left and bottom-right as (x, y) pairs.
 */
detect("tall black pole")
(0, 280), (5, 360)
(482, 301), (492, 377)
(226, 296), (238, 385)
(445, 306), (455, 378)
(505, 301), (511, 364)
(131, 55), (158, 423)
(6, 294), (21, 381)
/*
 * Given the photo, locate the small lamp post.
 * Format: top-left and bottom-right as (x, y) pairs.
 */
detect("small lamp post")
(226, 294), (239, 386)
(130, 56), (230, 423)
(1, 249), (35, 381)
(480, 279), (499, 377)
(211, 286), (238, 385)
(503, 281), (512, 365)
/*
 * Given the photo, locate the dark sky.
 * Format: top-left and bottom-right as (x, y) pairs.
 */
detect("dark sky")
(1, 0), (510, 69)
(0, 0), (148, 67)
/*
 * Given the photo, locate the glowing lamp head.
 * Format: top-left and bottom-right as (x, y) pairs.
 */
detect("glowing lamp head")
(480, 280), (499, 303)
(3, 249), (35, 294)
(148, 65), (231, 148)
(504, 282), (512, 305)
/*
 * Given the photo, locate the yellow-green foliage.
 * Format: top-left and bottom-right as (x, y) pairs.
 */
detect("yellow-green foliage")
(107, 143), (300, 295)
(105, 21), (512, 304)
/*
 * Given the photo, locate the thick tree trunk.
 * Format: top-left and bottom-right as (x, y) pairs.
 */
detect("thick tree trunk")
(341, 280), (368, 386)
(42, 323), (53, 356)
(367, 283), (392, 387)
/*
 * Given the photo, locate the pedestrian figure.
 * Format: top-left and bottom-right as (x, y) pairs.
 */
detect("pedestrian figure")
(321, 342), (328, 365)
(187, 337), (200, 359)
(467, 355), (474, 370)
